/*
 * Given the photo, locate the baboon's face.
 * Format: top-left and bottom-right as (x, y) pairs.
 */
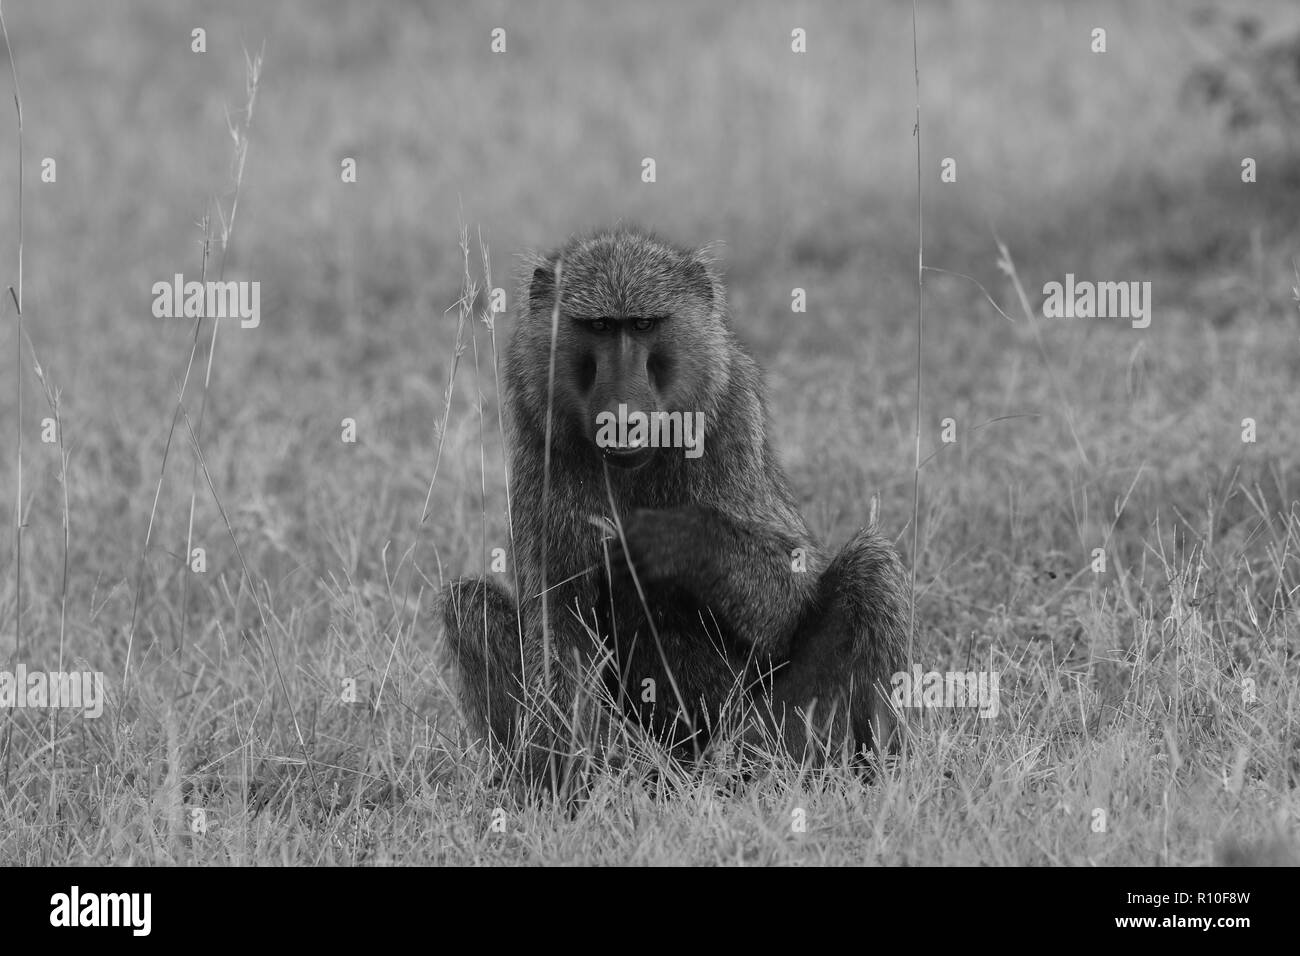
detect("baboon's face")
(526, 233), (723, 469)
(567, 313), (668, 468)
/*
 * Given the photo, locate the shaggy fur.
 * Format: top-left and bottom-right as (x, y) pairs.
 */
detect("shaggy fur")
(443, 226), (909, 785)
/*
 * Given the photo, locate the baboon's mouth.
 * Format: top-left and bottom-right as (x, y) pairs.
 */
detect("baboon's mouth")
(600, 444), (655, 469)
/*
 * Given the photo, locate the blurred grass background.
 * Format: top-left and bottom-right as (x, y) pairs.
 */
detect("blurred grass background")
(0, 0), (1298, 863)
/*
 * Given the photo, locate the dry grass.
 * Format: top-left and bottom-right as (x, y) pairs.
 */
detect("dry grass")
(0, 0), (1298, 864)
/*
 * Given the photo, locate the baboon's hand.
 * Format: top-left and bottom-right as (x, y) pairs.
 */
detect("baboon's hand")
(605, 507), (700, 591)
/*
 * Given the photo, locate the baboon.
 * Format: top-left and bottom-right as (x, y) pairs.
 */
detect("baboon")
(442, 226), (908, 784)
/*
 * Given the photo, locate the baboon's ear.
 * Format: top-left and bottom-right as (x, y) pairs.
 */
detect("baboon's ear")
(528, 258), (557, 311)
(682, 249), (720, 308)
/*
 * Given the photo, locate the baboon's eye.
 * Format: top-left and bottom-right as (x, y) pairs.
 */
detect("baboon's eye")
(631, 317), (657, 332)
(587, 318), (612, 333)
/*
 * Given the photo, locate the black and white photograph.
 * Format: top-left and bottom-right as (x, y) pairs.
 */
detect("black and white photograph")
(0, 0), (1297, 895)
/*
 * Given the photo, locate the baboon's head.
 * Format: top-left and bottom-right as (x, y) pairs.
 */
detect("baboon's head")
(515, 228), (730, 469)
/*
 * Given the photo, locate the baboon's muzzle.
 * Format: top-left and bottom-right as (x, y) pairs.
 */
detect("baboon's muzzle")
(587, 334), (658, 469)
(601, 443), (655, 469)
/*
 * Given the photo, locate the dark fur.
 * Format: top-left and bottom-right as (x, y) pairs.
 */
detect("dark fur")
(442, 227), (908, 784)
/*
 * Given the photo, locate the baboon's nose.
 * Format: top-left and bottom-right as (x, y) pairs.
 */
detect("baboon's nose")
(592, 397), (657, 468)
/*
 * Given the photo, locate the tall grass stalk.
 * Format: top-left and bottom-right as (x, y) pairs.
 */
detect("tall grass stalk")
(0, 0), (24, 791)
(123, 49), (262, 688)
(907, 0), (923, 689)
(180, 46), (264, 661)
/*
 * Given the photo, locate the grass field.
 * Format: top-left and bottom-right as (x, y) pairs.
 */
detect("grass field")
(1, 0), (1299, 864)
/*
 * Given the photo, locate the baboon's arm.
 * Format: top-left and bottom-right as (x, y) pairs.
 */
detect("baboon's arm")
(610, 505), (820, 658)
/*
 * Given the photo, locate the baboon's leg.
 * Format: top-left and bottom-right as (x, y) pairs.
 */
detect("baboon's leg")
(444, 578), (615, 793)
(759, 528), (908, 762)
(442, 577), (525, 751)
